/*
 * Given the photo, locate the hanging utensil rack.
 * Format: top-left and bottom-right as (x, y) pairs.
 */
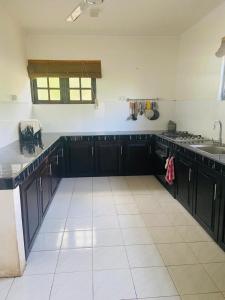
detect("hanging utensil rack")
(127, 98), (159, 102)
(126, 98), (176, 102)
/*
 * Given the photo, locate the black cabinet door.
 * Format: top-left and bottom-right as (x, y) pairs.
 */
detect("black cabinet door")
(176, 155), (194, 213)
(194, 166), (221, 240)
(95, 141), (121, 176)
(20, 174), (40, 257)
(50, 146), (63, 195)
(124, 141), (151, 175)
(40, 163), (51, 216)
(69, 141), (94, 177)
(218, 181), (225, 251)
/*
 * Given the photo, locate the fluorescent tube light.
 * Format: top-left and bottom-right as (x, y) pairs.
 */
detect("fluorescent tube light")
(66, 5), (82, 22)
(66, 0), (103, 23)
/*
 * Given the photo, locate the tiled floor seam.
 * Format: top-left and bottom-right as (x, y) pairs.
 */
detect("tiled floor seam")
(48, 180), (76, 300)
(5, 177), (225, 300)
(201, 262), (225, 293)
(110, 176), (139, 300)
(4, 278), (15, 300)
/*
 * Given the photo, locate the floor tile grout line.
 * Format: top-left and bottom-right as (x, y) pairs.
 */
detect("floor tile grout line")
(201, 261), (224, 292)
(6, 177), (225, 300)
(125, 177), (181, 298)
(4, 277), (15, 300)
(48, 179), (76, 300)
(112, 177), (139, 300)
(6, 261), (225, 279)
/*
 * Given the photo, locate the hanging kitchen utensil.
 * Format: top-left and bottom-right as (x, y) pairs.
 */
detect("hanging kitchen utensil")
(126, 102), (133, 120)
(130, 102), (136, 121)
(150, 110), (160, 120)
(141, 101), (146, 115)
(150, 101), (160, 120)
(133, 101), (138, 120)
(144, 100), (154, 120)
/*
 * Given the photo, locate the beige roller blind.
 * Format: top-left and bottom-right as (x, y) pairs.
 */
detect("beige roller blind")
(216, 37), (225, 57)
(27, 60), (102, 78)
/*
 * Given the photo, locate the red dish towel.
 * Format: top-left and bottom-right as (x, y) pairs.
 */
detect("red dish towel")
(165, 156), (175, 185)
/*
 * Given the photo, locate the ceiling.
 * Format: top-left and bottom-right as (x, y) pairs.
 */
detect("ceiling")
(2, 0), (225, 35)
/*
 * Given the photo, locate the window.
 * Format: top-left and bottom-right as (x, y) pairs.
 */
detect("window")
(31, 77), (96, 104)
(27, 60), (101, 104)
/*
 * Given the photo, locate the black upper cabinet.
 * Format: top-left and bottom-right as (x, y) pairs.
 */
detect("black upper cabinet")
(95, 141), (122, 176)
(69, 141), (95, 177)
(176, 155), (195, 213)
(124, 141), (151, 175)
(20, 172), (40, 257)
(194, 166), (221, 240)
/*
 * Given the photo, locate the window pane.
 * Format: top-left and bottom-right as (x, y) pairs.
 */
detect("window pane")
(37, 77), (48, 88)
(81, 89), (92, 101)
(50, 89), (60, 101)
(69, 78), (80, 88)
(37, 89), (49, 100)
(49, 77), (60, 88)
(70, 89), (80, 101)
(81, 78), (92, 88)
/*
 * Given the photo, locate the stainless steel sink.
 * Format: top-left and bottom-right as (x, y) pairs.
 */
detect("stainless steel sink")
(190, 144), (225, 155)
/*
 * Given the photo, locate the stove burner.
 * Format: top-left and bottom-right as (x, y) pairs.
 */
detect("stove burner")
(162, 131), (206, 143)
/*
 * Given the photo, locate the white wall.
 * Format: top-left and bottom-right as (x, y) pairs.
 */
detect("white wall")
(26, 35), (178, 132)
(175, 1), (225, 139)
(0, 4), (32, 148)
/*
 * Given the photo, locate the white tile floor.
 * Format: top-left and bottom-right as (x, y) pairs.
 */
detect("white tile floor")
(1, 176), (225, 300)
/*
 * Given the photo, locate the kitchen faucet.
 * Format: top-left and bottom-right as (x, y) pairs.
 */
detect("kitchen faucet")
(213, 120), (223, 146)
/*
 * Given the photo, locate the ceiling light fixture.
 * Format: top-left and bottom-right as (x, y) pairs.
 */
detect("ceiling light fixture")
(66, 0), (104, 23)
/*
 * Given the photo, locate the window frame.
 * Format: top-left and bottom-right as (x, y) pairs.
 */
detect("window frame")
(31, 77), (96, 104)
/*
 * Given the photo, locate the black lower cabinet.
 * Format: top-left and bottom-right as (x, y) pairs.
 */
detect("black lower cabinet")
(176, 155), (195, 213)
(20, 171), (41, 258)
(124, 141), (151, 175)
(39, 163), (51, 216)
(20, 148), (62, 258)
(193, 166), (221, 240)
(153, 148), (176, 197)
(50, 145), (64, 195)
(95, 141), (122, 176)
(218, 181), (225, 250)
(69, 141), (94, 177)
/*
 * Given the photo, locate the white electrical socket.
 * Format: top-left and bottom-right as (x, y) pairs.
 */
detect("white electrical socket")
(11, 95), (17, 101)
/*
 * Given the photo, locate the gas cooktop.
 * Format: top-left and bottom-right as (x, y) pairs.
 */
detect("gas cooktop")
(162, 131), (208, 143)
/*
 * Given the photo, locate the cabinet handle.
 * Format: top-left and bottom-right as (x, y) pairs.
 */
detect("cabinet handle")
(188, 168), (192, 182)
(56, 154), (59, 165)
(214, 184), (217, 201)
(39, 177), (42, 191)
(49, 164), (52, 176)
(120, 145), (123, 156)
(149, 145), (152, 155)
(92, 146), (94, 157)
(61, 148), (64, 158)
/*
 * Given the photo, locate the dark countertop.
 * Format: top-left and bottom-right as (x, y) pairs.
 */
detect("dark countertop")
(0, 131), (161, 190)
(0, 134), (62, 189)
(156, 134), (225, 167)
(1, 130), (225, 190)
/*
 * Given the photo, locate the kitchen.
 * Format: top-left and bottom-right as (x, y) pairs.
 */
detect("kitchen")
(1, 0), (225, 299)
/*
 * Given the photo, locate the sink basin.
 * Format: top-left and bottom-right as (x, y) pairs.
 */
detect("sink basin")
(190, 144), (225, 155)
